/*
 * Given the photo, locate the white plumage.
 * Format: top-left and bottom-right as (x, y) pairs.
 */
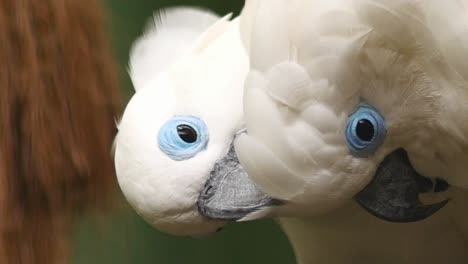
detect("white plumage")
(114, 7), (249, 235)
(235, 0), (468, 263)
(113, 2), (468, 262)
(129, 8), (221, 90)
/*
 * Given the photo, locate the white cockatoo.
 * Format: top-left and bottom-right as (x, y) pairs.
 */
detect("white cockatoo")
(199, 0), (468, 263)
(114, 1), (468, 263)
(113, 7), (273, 236)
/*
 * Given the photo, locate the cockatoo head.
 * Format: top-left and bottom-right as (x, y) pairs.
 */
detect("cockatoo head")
(114, 7), (276, 235)
(222, 0), (468, 222)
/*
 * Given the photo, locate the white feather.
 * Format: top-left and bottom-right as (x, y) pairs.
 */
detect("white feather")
(115, 8), (250, 236)
(237, 0), (468, 262)
(128, 7), (220, 90)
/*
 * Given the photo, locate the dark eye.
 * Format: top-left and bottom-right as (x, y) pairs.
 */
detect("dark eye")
(158, 116), (209, 161)
(356, 119), (375, 142)
(345, 103), (386, 157)
(177, 124), (198, 143)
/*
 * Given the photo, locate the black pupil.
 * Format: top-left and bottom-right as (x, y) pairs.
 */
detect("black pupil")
(177, 125), (198, 143)
(356, 119), (375, 142)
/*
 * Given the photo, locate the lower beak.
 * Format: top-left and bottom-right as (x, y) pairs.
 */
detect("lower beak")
(197, 144), (282, 221)
(355, 148), (449, 223)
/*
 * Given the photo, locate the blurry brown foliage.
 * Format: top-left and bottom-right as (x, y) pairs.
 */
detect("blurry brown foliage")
(0, 0), (121, 263)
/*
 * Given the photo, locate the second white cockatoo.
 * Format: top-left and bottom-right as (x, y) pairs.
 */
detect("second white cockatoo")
(200, 0), (468, 263)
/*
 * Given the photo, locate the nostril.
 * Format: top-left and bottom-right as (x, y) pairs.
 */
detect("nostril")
(202, 185), (215, 199)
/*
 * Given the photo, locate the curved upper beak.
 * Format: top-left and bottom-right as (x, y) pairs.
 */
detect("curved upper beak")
(355, 148), (449, 223)
(197, 142), (282, 222)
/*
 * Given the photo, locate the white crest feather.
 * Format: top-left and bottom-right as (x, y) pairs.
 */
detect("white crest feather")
(239, 0), (260, 53)
(128, 7), (220, 91)
(355, 0), (468, 83)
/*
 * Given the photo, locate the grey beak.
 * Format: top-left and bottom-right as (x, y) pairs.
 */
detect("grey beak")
(355, 148), (449, 223)
(197, 144), (282, 221)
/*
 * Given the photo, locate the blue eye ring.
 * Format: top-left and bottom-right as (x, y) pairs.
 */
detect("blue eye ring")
(345, 102), (386, 158)
(158, 115), (209, 161)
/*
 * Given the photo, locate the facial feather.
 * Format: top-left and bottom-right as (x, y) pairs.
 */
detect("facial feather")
(115, 7), (249, 235)
(236, 0), (468, 214)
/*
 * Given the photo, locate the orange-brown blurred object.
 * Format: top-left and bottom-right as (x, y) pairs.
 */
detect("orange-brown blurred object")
(0, 0), (121, 263)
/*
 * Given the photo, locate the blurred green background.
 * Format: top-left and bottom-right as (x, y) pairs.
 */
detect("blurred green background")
(70, 1), (295, 263)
